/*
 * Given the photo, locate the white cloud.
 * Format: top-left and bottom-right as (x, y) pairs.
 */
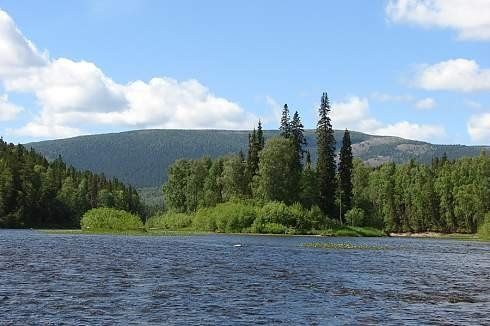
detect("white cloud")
(332, 96), (445, 142)
(0, 94), (23, 121)
(374, 121), (445, 141)
(464, 100), (483, 109)
(415, 97), (436, 109)
(7, 121), (82, 139)
(414, 59), (490, 92)
(332, 96), (372, 129)
(386, 0), (490, 41)
(467, 113), (490, 143)
(0, 10), (47, 77)
(370, 92), (413, 102)
(0, 9), (256, 139)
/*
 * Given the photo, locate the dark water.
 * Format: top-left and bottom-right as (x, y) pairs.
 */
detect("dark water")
(0, 230), (489, 325)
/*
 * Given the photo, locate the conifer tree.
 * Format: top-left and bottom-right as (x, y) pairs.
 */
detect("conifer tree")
(338, 129), (353, 219)
(291, 111), (307, 163)
(247, 128), (259, 176)
(257, 120), (265, 150)
(316, 92), (337, 219)
(300, 151), (318, 209)
(280, 104), (291, 138)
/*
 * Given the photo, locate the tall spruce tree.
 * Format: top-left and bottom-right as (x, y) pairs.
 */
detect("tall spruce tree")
(280, 104), (291, 138)
(290, 111), (306, 200)
(291, 111), (306, 162)
(257, 120), (265, 150)
(300, 151), (318, 209)
(338, 129), (353, 220)
(316, 92), (337, 218)
(247, 127), (260, 178)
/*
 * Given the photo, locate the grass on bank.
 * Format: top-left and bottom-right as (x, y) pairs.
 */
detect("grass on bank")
(47, 205), (488, 240)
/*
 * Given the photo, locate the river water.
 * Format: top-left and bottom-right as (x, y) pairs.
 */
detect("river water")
(0, 230), (488, 325)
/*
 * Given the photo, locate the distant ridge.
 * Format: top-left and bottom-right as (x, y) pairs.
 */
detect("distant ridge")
(26, 129), (488, 188)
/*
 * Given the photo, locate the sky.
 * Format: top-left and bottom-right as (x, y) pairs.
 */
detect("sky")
(0, 0), (489, 145)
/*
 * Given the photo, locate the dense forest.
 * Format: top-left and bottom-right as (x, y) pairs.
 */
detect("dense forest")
(162, 93), (490, 234)
(0, 139), (142, 228)
(28, 129), (489, 188)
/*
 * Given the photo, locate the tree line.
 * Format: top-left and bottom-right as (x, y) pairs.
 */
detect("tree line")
(163, 92), (489, 233)
(0, 139), (142, 228)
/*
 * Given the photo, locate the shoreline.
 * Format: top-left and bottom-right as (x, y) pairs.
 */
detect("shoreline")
(389, 232), (483, 241)
(34, 229), (488, 241)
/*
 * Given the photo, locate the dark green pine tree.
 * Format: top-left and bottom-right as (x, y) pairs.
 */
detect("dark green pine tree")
(338, 129), (353, 220)
(257, 120), (265, 150)
(290, 111), (307, 163)
(316, 92), (337, 219)
(300, 151), (318, 209)
(247, 127), (260, 177)
(289, 111), (306, 202)
(279, 104), (291, 138)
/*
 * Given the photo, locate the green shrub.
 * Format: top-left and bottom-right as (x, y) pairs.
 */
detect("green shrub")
(251, 218), (287, 234)
(81, 207), (143, 231)
(345, 208), (365, 226)
(193, 200), (257, 232)
(288, 202), (310, 230)
(308, 205), (324, 230)
(259, 201), (291, 225)
(146, 212), (192, 230)
(478, 212), (490, 241)
(193, 207), (217, 231)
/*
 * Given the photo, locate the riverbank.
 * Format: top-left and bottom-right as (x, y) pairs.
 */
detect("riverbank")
(389, 232), (484, 241)
(40, 226), (385, 237)
(39, 228), (490, 241)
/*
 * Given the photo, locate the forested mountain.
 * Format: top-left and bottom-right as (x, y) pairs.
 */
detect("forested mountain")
(0, 139), (142, 228)
(26, 129), (488, 188)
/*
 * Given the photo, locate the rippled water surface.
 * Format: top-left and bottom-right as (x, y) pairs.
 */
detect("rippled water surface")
(0, 230), (489, 325)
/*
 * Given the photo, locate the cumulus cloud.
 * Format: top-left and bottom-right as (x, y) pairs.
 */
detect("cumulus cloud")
(374, 121), (445, 140)
(332, 96), (445, 142)
(415, 97), (436, 109)
(467, 113), (490, 143)
(414, 59), (490, 92)
(0, 94), (23, 121)
(0, 10), (47, 76)
(0, 9), (256, 139)
(386, 0), (490, 40)
(370, 92), (413, 102)
(7, 121), (82, 139)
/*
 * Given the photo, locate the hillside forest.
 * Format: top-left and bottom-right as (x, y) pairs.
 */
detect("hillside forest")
(0, 139), (142, 228)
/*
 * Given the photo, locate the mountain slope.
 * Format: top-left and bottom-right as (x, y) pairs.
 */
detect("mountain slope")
(27, 129), (488, 187)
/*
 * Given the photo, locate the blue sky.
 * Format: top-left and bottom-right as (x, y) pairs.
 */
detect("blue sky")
(0, 0), (489, 144)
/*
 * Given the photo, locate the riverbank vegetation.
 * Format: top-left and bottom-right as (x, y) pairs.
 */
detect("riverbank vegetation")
(159, 92), (489, 237)
(0, 139), (143, 228)
(80, 208), (143, 231)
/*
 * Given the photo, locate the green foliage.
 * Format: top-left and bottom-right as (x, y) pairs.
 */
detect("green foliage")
(338, 129), (353, 213)
(345, 208), (365, 226)
(81, 207), (143, 231)
(254, 137), (298, 203)
(251, 220), (287, 234)
(477, 212), (490, 240)
(221, 155), (249, 201)
(316, 92), (337, 217)
(146, 212), (193, 230)
(360, 154), (489, 233)
(0, 140), (142, 228)
(192, 200), (257, 233)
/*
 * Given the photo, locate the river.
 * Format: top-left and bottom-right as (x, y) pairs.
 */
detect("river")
(0, 230), (488, 325)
